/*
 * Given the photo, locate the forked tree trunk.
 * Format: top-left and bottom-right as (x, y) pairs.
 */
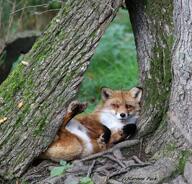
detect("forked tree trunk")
(1, 0), (192, 183)
(0, 0), (123, 180)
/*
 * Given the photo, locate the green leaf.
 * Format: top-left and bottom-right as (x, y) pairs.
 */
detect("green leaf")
(50, 161), (72, 177)
(60, 160), (67, 166)
(50, 166), (65, 177)
(80, 177), (94, 184)
(48, 0), (62, 9)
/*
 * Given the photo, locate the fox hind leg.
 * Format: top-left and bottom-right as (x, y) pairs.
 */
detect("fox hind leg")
(41, 130), (83, 161)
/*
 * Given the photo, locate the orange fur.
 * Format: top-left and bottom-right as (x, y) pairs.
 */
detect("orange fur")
(41, 87), (142, 161)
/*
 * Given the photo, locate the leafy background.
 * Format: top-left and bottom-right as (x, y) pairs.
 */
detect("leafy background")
(78, 9), (138, 112)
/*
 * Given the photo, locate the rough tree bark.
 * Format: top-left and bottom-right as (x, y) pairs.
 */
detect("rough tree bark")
(126, 0), (192, 183)
(0, 0), (123, 180)
(1, 0), (192, 183)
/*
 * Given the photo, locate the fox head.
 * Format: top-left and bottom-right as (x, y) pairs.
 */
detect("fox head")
(100, 87), (143, 123)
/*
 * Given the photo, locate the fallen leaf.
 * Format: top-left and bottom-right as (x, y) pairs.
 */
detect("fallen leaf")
(0, 117), (7, 124)
(17, 101), (24, 109)
(16, 179), (20, 184)
(21, 61), (29, 66)
(55, 19), (60, 23)
(0, 97), (4, 104)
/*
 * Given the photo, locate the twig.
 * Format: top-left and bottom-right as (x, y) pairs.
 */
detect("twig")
(34, 9), (60, 15)
(77, 139), (139, 162)
(18, 1), (27, 30)
(87, 160), (96, 177)
(95, 163), (116, 172)
(128, 163), (152, 168)
(6, 0), (16, 41)
(10, 4), (48, 15)
(108, 179), (122, 184)
(113, 149), (124, 160)
(109, 169), (127, 178)
(109, 162), (153, 179)
(132, 155), (145, 164)
(25, 163), (54, 176)
(103, 155), (125, 168)
(24, 174), (43, 181)
(139, 138), (143, 158)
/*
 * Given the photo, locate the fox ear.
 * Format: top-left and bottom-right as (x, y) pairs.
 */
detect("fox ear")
(129, 87), (143, 102)
(101, 87), (113, 101)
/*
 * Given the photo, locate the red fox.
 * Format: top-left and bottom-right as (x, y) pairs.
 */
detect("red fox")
(41, 87), (142, 161)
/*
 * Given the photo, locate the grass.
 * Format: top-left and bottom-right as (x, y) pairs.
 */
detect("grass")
(78, 9), (139, 112)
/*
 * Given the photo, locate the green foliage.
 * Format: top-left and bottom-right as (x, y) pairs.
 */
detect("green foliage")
(48, 0), (62, 9)
(78, 10), (138, 112)
(80, 177), (94, 184)
(50, 160), (72, 177)
(177, 150), (191, 174)
(0, 0), (60, 38)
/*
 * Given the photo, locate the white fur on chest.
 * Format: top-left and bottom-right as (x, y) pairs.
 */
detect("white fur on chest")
(66, 119), (93, 156)
(99, 111), (125, 132)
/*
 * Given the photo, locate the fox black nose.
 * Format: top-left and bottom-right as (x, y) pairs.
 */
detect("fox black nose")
(120, 113), (126, 118)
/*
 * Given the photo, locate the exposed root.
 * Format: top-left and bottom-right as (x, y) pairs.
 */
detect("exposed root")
(76, 139), (139, 162)
(21, 139), (178, 184)
(87, 160), (96, 177)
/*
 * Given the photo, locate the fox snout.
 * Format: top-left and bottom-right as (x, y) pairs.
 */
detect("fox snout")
(120, 113), (126, 118)
(116, 111), (135, 120)
(117, 112), (128, 119)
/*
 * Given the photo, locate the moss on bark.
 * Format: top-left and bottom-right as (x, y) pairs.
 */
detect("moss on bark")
(0, 0), (123, 180)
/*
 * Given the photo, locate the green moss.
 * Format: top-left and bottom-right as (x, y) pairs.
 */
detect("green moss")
(157, 149), (192, 176)
(28, 35), (52, 62)
(143, 40), (173, 132)
(166, 143), (177, 152)
(142, 0), (174, 133)
(34, 116), (47, 135)
(58, 30), (65, 40)
(21, 181), (29, 184)
(62, 4), (70, 16)
(177, 150), (191, 174)
(48, 0), (62, 10)
(0, 64), (25, 101)
(153, 142), (178, 160)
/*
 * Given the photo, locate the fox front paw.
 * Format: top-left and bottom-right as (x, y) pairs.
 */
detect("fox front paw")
(122, 124), (137, 137)
(97, 127), (111, 149)
(97, 134), (107, 150)
(67, 100), (88, 114)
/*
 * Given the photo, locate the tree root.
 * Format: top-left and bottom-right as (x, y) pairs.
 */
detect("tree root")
(20, 140), (179, 184)
(75, 139), (139, 162)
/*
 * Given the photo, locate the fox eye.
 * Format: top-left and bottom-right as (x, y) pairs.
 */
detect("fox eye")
(126, 104), (133, 109)
(111, 103), (119, 108)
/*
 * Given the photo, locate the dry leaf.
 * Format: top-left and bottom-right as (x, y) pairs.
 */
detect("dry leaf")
(0, 117), (7, 124)
(0, 97), (4, 104)
(21, 61), (29, 66)
(16, 179), (20, 184)
(55, 19), (60, 23)
(17, 101), (24, 109)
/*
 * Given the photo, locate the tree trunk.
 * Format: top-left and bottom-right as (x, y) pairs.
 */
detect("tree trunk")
(125, 0), (192, 183)
(1, 0), (192, 183)
(0, 0), (123, 180)
(127, 0), (173, 137)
